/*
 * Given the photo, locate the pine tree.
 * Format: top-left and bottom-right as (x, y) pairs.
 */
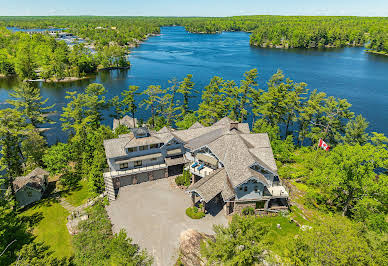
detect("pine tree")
(7, 82), (54, 129)
(177, 74), (195, 115)
(121, 85), (139, 127)
(141, 85), (163, 128)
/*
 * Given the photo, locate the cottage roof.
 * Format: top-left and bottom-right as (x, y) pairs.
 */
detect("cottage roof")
(113, 115), (137, 130)
(13, 168), (49, 193)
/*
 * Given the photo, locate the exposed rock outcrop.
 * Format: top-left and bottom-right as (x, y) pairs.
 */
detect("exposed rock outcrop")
(178, 229), (214, 266)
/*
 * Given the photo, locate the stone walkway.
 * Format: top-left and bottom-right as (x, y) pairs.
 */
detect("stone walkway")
(59, 198), (76, 212)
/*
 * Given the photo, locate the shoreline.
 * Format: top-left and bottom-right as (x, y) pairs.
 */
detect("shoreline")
(24, 66), (131, 83)
(28, 76), (92, 83)
(365, 50), (388, 56)
(251, 42), (365, 49)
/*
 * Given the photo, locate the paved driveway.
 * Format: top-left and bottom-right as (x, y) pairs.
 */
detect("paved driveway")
(106, 178), (228, 266)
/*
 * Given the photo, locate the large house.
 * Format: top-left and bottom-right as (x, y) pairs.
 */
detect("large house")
(103, 117), (288, 215)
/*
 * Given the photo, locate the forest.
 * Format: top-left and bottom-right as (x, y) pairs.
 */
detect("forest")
(0, 16), (387, 81)
(0, 69), (387, 265)
(182, 16), (388, 53)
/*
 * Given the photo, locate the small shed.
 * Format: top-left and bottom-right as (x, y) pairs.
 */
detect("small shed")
(13, 168), (49, 207)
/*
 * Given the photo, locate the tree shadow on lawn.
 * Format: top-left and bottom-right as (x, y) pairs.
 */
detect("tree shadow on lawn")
(57, 182), (84, 199)
(20, 196), (61, 213)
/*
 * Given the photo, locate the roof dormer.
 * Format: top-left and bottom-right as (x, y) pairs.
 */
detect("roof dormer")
(132, 127), (150, 138)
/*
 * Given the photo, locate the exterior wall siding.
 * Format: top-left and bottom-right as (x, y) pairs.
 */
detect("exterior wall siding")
(235, 178), (265, 200)
(15, 187), (42, 207)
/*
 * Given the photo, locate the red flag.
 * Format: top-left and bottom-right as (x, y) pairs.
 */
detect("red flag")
(318, 139), (330, 151)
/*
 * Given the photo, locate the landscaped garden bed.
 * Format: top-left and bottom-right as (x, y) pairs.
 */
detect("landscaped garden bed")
(186, 206), (205, 219)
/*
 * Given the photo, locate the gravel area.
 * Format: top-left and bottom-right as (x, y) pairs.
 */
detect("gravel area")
(106, 177), (228, 266)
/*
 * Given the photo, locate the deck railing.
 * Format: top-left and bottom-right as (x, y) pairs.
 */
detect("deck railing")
(103, 163), (167, 178)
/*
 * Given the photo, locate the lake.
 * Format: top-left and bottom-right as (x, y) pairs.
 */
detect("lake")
(1, 26), (388, 143)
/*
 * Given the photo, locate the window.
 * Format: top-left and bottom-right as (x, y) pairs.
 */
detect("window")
(150, 144), (158, 149)
(120, 163), (128, 169)
(151, 157), (158, 161)
(239, 187), (243, 191)
(139, 145), (148, 151)
(127, 147), (136, 153)
(27, 191), (32, 197)
(254, 186), (258, 192)
(134, 160), (142, 167)
(256, 201), (265, 209)
(244, 186), (248, 192)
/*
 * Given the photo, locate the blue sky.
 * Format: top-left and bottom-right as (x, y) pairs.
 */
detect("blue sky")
(1, 0), (387, 16)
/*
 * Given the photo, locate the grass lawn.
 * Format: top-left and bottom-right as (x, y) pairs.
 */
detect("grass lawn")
(258, 215), (300, 253)
(21, 198), (73, 258)
(64, 179), (90, 207)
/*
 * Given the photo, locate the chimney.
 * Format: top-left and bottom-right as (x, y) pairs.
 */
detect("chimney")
(230, 122), (239, 131)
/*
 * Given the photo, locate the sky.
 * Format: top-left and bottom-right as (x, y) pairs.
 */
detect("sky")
(0, 0), (387, 17)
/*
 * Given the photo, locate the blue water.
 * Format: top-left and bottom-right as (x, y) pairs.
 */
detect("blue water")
(1, 26), (387, 143)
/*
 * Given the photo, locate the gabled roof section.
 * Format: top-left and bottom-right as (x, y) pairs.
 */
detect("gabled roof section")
(13, 168), (48, 193)
(213, 117), (235, 126)
(158, 126), (171, 134)
(186, 168), (229, 203)
(185, 127), (226, 150)
(113, 115), (137, 130)
(207, 134), (257, 188)
(104, 137), (131, 158)
(188, 122), (204, 130)
(124, 135), (161, 149)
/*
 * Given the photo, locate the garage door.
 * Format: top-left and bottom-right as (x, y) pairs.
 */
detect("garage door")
(153, 169), (166, 180)
(137, 172), (149, 184)
(168, 164), (183, 176)
(120, 176), (133, 187)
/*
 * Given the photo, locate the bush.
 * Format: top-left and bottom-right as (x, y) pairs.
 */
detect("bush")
(241, 207), (255, 216)
(73, 202), (152, 265)
(175, 170), (191, 187)
(186, 206), (205, 219)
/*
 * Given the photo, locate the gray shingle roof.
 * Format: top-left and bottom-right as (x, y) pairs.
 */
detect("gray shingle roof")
(113, 115), (137, 130)
(188, 122), (204, 129)
(105, 117), (278, 196)
(187, 168), (229, 203)
(13, 168), (49, 192)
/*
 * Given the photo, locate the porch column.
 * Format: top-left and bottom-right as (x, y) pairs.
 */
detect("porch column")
(202, 201), (206, 213)
(264, 200), (270, 210)
(191, 193), (196, 206)
(191, 174), (195, 184)
(148, 172), (153, 181)
(225, 202), (230, 215)
(132, 176), (137, 185)
(164, 169), (168, 178)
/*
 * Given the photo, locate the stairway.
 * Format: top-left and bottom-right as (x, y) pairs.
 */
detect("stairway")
(104, 176), (116, 201)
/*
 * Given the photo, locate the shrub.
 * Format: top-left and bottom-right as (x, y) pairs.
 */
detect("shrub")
(186, 206), (205, 219)
(241, 207), (255, 216)
(73, 202), (152, 265)
(175, 170), (191, 187)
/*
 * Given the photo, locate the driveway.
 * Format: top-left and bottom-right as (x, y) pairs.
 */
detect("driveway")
(106, 177), (228, 266)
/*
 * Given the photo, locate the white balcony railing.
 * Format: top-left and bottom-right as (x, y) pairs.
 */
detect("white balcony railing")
(103, 163), (167, 178)
(190, 164), (215, 178)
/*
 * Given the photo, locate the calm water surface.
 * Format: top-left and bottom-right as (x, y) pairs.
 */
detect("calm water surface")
(1, 26), (387, 143)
